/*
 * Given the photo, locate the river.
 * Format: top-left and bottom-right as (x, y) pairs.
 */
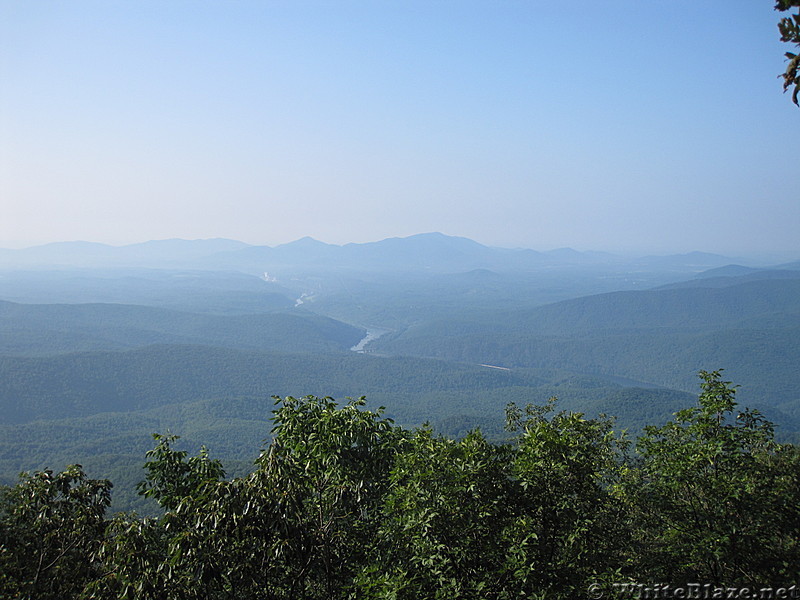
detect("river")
(350, 328), (390, 353)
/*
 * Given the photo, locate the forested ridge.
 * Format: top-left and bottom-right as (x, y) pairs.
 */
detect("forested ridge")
(0, 345), (697, 513)
(0, 300), (363, 356)
(2, 235), (799, 596)
(2, 371), (798, 599)
(371, 277), (800, 428)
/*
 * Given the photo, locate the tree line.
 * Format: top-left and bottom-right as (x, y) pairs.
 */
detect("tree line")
(1, 371), (799, 599)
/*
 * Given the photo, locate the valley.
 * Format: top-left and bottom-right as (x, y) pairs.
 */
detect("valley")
(1, 232), (798, 512)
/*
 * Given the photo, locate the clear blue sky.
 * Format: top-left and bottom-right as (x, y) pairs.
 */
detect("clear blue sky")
(1, 1), (797, 257)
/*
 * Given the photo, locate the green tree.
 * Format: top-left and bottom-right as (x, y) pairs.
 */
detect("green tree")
(358, 427), (514, 599)
(89, 395), (405, 600)
(0, 465), (111, 600)
(502, 399), (631, 598)
(137, 433), (226, 511)
(628, 370), (800, 585)
(87, 434), (228, 599)
(777, 0), (800, 104)
(358, 400), (630, 600)
(254, 395), (406, 599)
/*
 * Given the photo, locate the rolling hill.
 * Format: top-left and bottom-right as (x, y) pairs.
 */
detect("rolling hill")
(371, 276), (800, 427)
(0, 300), (363, 356)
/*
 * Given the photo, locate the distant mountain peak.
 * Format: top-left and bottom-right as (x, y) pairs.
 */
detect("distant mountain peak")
(411, 231), (485, 244)
(32, 240), (114, 250)
(547, 247), (581, 257)
(406, 231), (467, 240)
(125, 238), (250, 249)
(277, 236), (333, 248)
(375, 232), (490, 250)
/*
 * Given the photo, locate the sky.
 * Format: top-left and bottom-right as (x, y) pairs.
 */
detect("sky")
(1, 1), (798, 257)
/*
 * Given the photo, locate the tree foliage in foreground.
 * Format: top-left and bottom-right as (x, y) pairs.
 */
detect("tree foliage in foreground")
(0, 466), (111, 599)
(626, 371), (800, 587)
(1, 372), (799, 599)
(777, 0), (800, 104)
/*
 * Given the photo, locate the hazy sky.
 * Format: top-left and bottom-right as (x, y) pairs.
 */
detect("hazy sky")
(1, 1), (798, 256)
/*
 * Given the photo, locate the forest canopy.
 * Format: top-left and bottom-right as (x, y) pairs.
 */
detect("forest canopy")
(1, 371), (798, 599)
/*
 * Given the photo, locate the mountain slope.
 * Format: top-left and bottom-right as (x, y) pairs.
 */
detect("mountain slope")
(0, 238), (251, 268)
(372, 278), (800, 420)
(0, 300), (363, 356)
(0, 268), (295, 314)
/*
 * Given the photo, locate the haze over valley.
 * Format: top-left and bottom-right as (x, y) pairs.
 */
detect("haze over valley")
(1, 232), (798, 511)
(4, 2), (800, 594)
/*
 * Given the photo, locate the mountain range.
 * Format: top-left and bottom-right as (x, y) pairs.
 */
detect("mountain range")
(0, 232), (759, 274)
(1, 232), (798, 512)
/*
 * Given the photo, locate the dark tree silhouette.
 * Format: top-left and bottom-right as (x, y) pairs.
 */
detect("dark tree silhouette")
(777, 1), (800, 104)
